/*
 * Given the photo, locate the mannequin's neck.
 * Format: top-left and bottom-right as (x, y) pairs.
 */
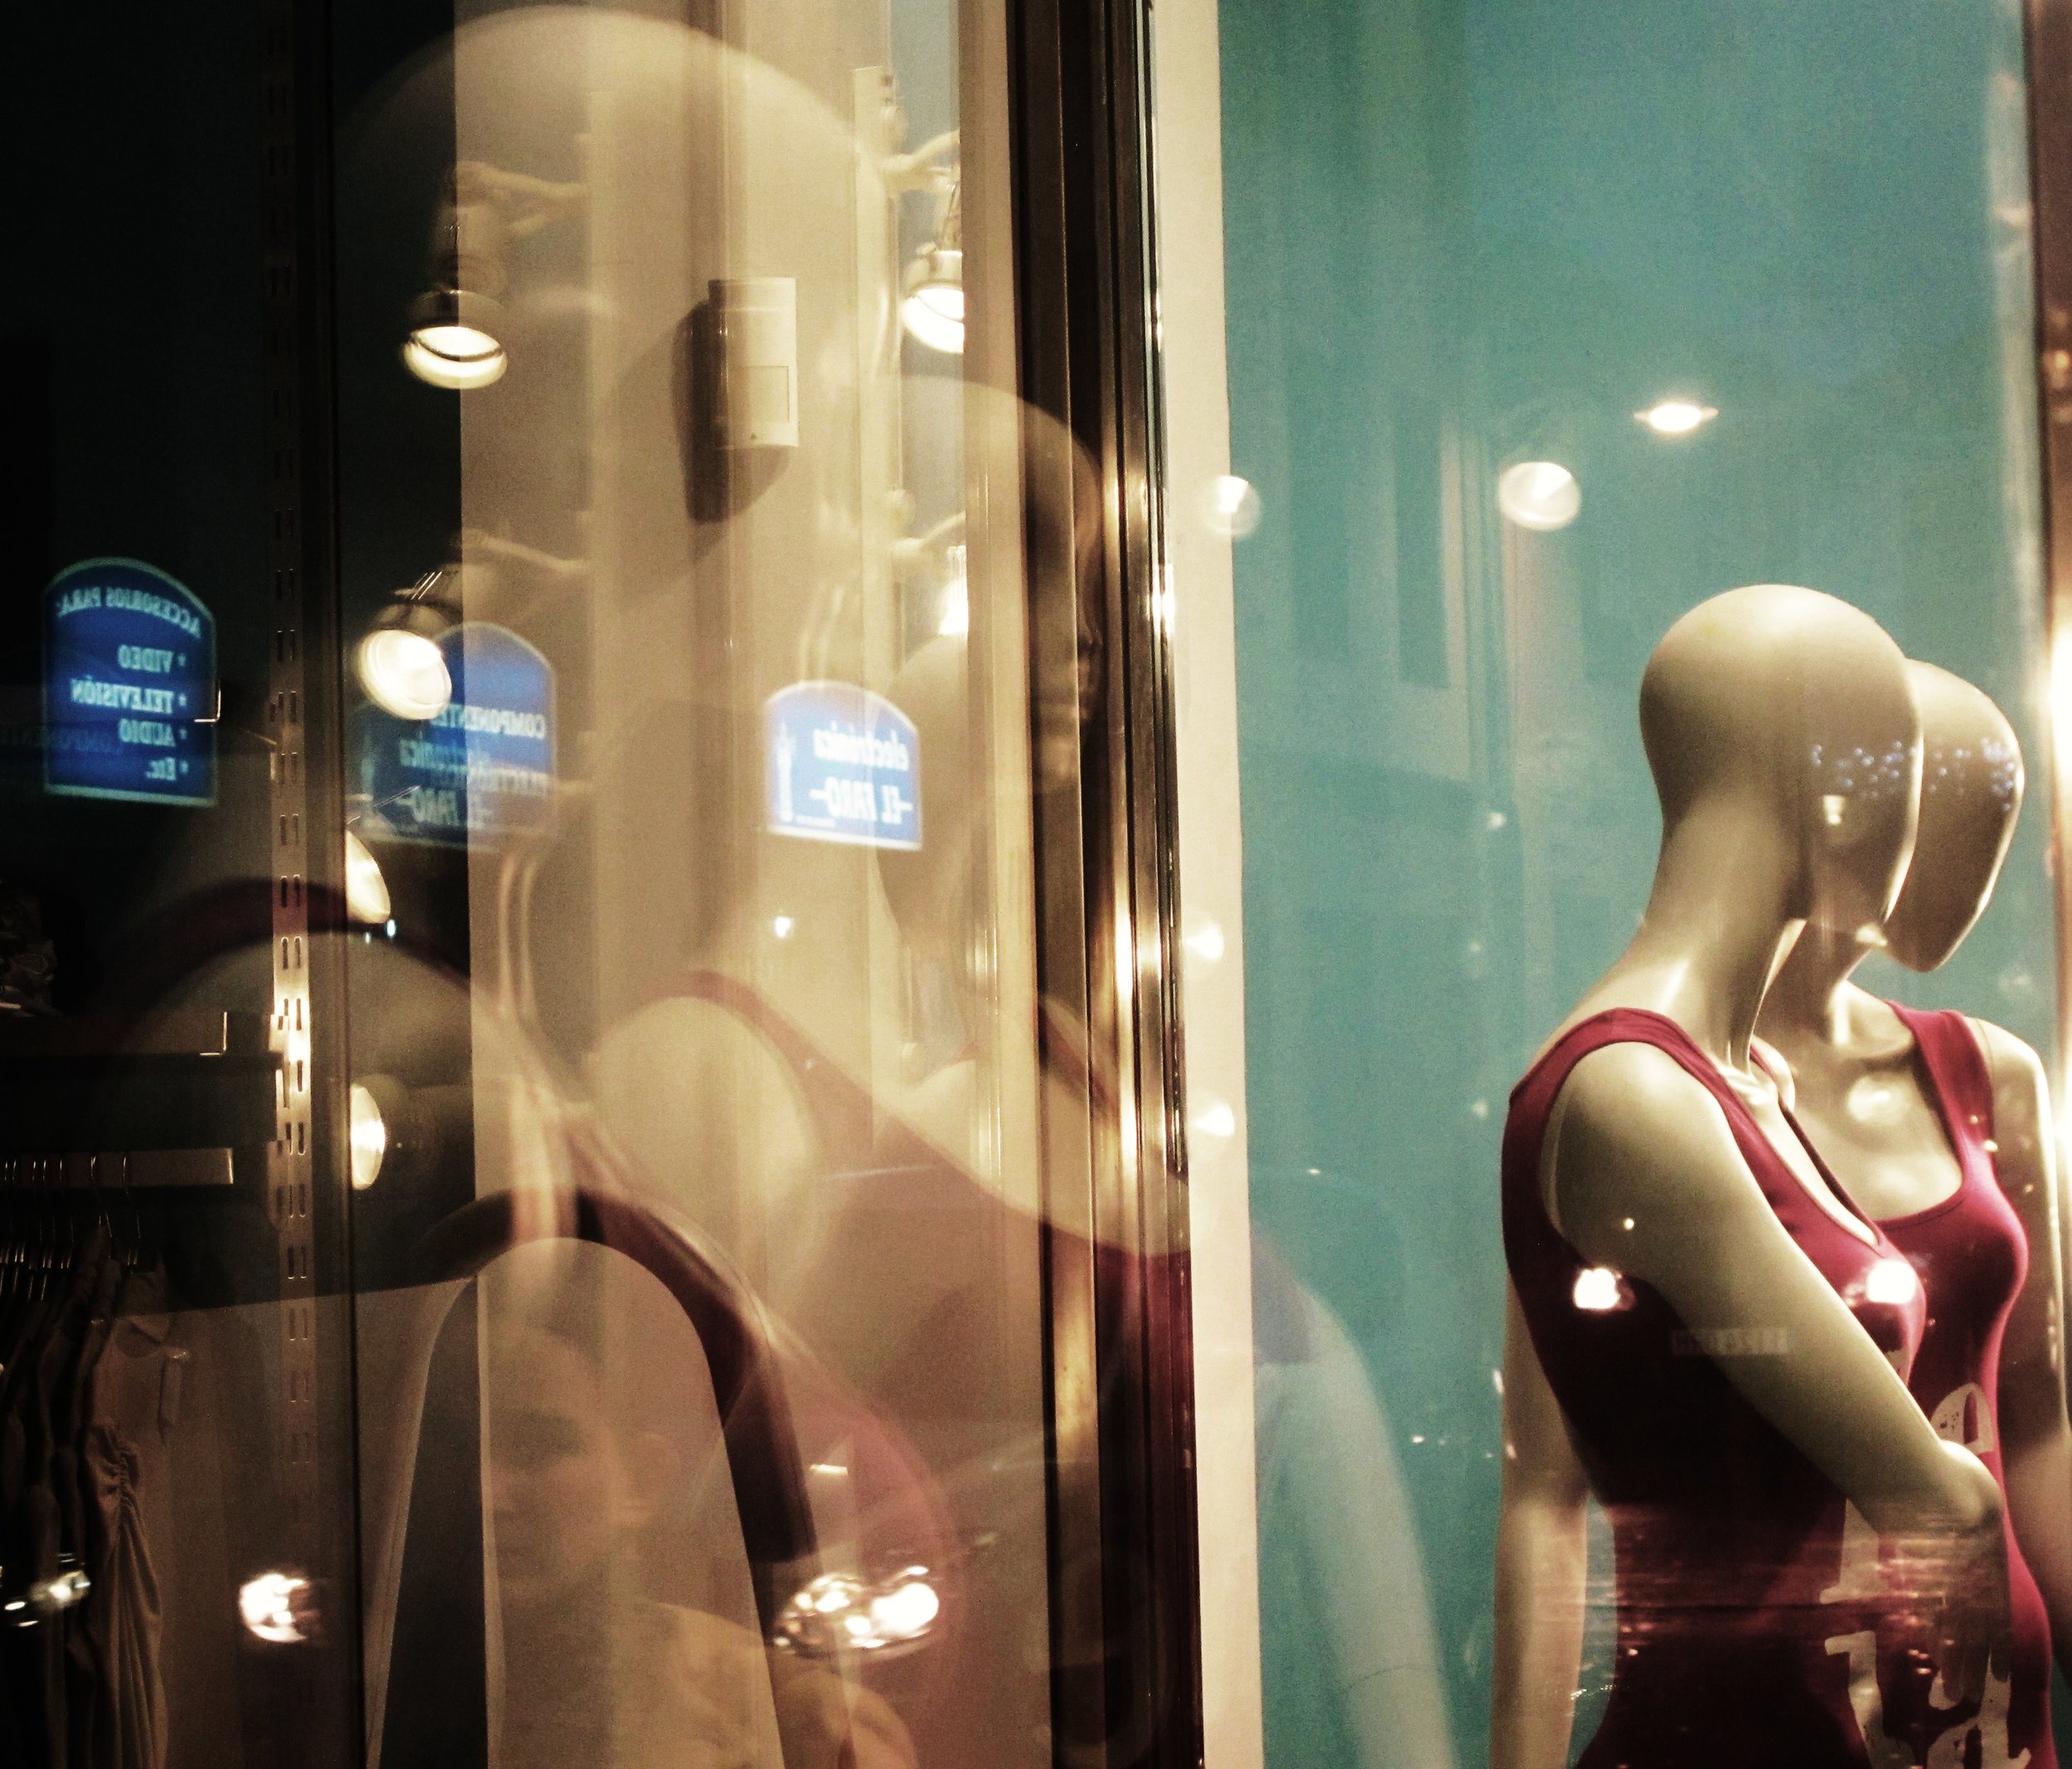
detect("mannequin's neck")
(1608, 798), (1803, 1071)
(1760, 919), (1875, 1045)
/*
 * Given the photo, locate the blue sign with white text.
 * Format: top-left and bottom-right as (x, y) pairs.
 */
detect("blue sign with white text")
(765, 679), (921, 851)
(44, 559), (216, 805)
(356, 624), (554, 848)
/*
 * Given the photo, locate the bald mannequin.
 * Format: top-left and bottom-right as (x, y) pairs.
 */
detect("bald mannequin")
(1492, 588), (2005, 1769)
(1758, 665), (2072, 1680)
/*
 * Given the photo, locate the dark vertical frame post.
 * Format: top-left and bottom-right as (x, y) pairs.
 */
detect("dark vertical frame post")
(262, 0), (362, 1752)
(1010, 0), (1203, 1761)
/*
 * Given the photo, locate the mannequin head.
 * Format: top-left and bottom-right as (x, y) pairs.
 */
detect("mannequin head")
(1639, 584), (1920, 933)
(1881, 662), (2023, 973)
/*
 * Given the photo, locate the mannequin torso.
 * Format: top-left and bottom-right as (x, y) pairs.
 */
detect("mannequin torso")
(1493, 592), (2007, 1769)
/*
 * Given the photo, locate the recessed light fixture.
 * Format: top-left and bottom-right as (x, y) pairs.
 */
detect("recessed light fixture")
(342, 830), (392, 926)
(1496, 461), (1581, 531)
(348, 1084), (387, 1191)
(356, 572), (458, 721)
(1637, 399), (1719, 437)
(937, 544), (971, 637)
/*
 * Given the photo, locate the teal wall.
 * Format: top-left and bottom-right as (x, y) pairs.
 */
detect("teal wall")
(1218, 1), (2053, 1762)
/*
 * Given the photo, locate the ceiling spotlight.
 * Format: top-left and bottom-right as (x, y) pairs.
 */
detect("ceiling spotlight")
(1636, 399), (1718, 437)
(937, 544), (971, 637)
(901, 177), (965, 356)
(342, 830), (392, 926)
(405, 174), (510, 391)
(404, 297), (508, 391)
(902, 246), (965, 355)
(1496, 461), (1581, 531)
(356, 572), (457, 721)
(348, 1083), (387, 1191)
(404, 162), (583, 392)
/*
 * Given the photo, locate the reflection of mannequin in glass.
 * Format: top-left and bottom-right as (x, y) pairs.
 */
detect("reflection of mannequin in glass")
(1755, 662), (2067, 1769)
(1493, 587), (2007, 1769)
(487, 1307), (914, 1769)
(1251, 1236), (1458, 1769)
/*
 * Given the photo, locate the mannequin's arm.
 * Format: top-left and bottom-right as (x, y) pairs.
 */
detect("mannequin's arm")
(1491, 1287), (1587, 1769)
(1977, 1020), (2072, 1676)
(1552, 1043), (2002, 1537)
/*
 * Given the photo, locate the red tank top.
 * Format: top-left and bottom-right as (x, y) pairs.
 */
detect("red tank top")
(1503, 1008), (1928, 1768)
(1869, 1004), (2055, 1769)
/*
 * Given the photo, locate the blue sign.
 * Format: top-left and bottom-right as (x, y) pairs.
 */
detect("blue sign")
(766, 680), (921, 851)
(44, 559), (216, 805)
(356, 624), (554, 848)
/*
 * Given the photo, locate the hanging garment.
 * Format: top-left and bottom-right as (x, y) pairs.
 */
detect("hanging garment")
(80, 1420), (162, 1769)
(1852, 1003), (2056, 1769)
(1503, 1008), (1929, 1769)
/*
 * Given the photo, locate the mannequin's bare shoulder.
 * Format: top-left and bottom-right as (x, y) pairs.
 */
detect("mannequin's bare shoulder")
(1966, 1017), (2054, 1191)
(1968, 1016), (2049, 1109)
(1545, 1042), (1756, 1263)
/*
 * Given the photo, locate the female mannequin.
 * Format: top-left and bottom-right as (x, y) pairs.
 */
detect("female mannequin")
(1756, 661), (2068, 1768)
(1493, 587), (2006, 1769)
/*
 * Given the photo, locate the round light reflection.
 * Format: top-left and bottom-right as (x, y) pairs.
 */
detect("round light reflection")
(348, 1084), (387, 1191)
(1203, 474), (1263, 539)
(1636, 399), (1718, 437)
(357, 629), (453, 721)
(239, 1571), (313, 1645)
(901, 282), (966, 356)
(403, 324), (508, 391)
(343, 830), (391, 927)
(1496, 461), (1581, 532)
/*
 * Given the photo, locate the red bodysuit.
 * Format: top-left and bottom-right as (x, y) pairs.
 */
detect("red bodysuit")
(1870, 1003), (2055, 1769)
(1503, 1008), (1927, 1767)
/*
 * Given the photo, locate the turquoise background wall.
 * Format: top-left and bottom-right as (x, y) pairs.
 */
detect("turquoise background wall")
(1218, 0), (2055, 1762)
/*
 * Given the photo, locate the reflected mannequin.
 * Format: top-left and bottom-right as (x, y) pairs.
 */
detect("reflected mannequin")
(1493, 587), (2005, 1769)
(487, 1310), (915, 1769)
(1757, 662), (2069, 1767)
(1251, 1237), (1458, 1769)
(584, 394), (1111, 1767)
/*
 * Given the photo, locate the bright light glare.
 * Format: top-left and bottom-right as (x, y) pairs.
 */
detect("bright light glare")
(1637, 399), (1718, 437)
(867, 1575), (942, 1644)
(937, 545), (971, 637)
(772, 915), (795, 940)
(1572, 1267), (1625, 1312)
(357, 629), (453, 721)
(348, 1084), (387, 1191)
(403, 324), (507, 390)
(1184, 921), (1226, 963)
(1203, 474), (1263, 539)
(1864, 1258), (1919, 1306)
(1496, 461), (1581, 531)
(901, 283), (966, 355)
(239, 1571), (312, 1644)
(343, 830), (391, 927)
(1195, 1100), (1237, 1139)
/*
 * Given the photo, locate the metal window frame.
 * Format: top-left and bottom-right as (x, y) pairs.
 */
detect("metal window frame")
(1007, 0), (1205, 1762)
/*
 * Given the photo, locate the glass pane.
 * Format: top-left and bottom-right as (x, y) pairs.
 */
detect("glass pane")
(0, 2), (361, 1765)
(1208, 2), (2060, 1766)
(336, 2), (1058, 1766)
